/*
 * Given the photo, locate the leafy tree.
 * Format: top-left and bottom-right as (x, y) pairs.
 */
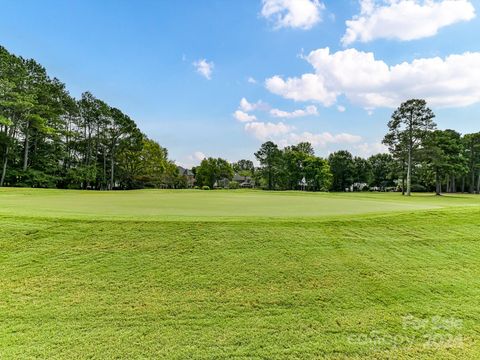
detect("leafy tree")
(463, 133), (480, 194)
(328, 150), (355, 191)
(423, 130), (467, 195)
(303, 156), (332, 191)
(255, 141), (281, 190)
(352, 156), (372, 187)
(0, 46), (176, 190)
(368, 153), (395, 190)
(233, 159), (254, 177)
(195, 157), (234, 188)
(116, 137), (169, 188)
(278, 146), (303, 190)
(383, 99), (436, 196)
(104, 107), (140, 189)
(294, 142), (315, 156)
(278, 142), (317, 190)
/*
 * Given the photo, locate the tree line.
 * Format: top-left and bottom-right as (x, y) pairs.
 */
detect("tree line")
(1, 47), (479, 194)
(194, 99), (479, 195)
(0, 46), (186, 189)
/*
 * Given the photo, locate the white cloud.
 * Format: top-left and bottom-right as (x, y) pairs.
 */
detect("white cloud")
(233, 110), (257, 122)
(239, 97), (269, 112)
(244, 120), (362, 149)
(342, 0), (476, 46)
(193, 59), (214, 79)
(282, 131), (362, 148)
(244, 121), (293, 140)
(179, 151), (207, 168)
(354, 142), (389, 157)
(248, 77), (257, 84)
(191, 151), (206, 161)
(270, 105), (318, 118)
(266, 47), (480, 109)
(265, 74), (337, 106)
(261, 0), (325, 30)
(337, 105), (346, 112)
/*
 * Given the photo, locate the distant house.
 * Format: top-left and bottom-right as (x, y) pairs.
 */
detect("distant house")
(213, 174), (255, 189)
(299, 177), (307, 191)
(232, 173), (255, 188)
(177, 166), (195, 188)
(350, 182), (368, 192)
(214, 178), (230, 189)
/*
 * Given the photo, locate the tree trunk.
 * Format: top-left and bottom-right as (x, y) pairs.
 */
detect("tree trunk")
(477, 171), (480, 194)
(406, 145), (412, 196)
(1, 124), (16, 187)
(110, 147), (115, 190)
(23, 127), (30, 171)
(435, 171), (441, 196)
(462, 177), (465, 193)
(452, 176), (456, 193)
(0, 145), (9, 187)
(110, 146), (115, 190)
(103, 148), (107, 190)
(268, 168), (272, 190)
(401, 163), (405, 196)
(470, 168), (475, 194)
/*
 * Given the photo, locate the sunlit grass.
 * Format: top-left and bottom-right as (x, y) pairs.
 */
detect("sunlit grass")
(0, 189), (479, 358)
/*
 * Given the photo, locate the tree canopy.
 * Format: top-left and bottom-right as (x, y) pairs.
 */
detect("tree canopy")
(0, 46), (184, 189)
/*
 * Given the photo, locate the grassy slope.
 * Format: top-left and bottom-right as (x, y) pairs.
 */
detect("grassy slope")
(0, 188), (479, 220)
(0, 189), (480, 359)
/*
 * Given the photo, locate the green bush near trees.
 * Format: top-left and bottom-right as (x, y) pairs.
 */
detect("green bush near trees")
(228, 181), (239, 189)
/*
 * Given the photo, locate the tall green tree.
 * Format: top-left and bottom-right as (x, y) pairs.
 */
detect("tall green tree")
(383, 99), (436, 196)
(255, 141), (281, 190)
(195, 157), (234, 188)
(328, 151), (355, 191)
(303, 155), (332, 191)
(352, 156), (372, 188)
(116, 136), (169, 189)
(368, 153), (395, 190)
(105, 107), (139, 189)
(423, 130), (466, 195)
(0, 45), (176, 190)
(463, 132), (480, 194)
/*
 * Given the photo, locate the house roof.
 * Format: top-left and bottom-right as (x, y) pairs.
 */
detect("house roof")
(177, 166), (194, 177)
(233, 173), (251, 182)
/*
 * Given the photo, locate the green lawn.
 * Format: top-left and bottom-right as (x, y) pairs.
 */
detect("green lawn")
(0, 187), (479, 220)
(1, 189), (479, 359)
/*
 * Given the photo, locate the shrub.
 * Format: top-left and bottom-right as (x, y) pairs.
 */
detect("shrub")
(202, 185), (210, 190)
(411, 184), (427, 192)
(228, 181), (239, 189)
(194, 186), (200, 190)
(11, 169), (58, 188)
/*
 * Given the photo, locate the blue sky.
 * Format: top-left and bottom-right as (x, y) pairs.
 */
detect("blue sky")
(1, 0), (479, 167)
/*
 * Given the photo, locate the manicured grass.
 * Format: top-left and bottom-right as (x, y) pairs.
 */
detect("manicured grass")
(0, 189), (479, 359)
(0, 187), (479, 220)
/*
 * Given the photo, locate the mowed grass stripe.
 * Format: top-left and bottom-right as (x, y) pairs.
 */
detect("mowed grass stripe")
(1, 188), (480, 220)
(0, 202), (479, 359)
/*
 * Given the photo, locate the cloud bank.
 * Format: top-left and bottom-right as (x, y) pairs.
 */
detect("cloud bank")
(266, 47), (480, 109)
(342, 0), (475, 46)
(261, 0), (325, 29)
